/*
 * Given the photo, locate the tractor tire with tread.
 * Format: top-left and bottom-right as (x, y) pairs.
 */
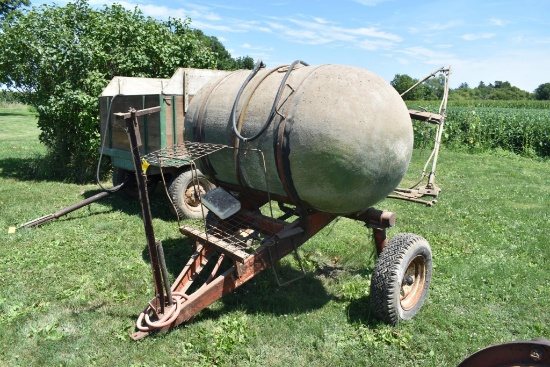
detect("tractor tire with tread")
(370, 232), (432, 325)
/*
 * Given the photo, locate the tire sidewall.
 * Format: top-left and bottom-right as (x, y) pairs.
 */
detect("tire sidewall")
(394, 238), (432, 321)
(169, 169), (215, 219)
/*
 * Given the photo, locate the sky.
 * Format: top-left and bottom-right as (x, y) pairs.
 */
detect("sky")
(37, 0), (550, 92)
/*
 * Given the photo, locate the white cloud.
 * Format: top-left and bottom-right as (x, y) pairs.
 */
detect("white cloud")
(93, 0), (222, 22)
(462, 33), (496, 41)
(79, 0), (402, 52)
(429, 21), (462, 31)
(346, 27), (402, 42)
(352, 0), (388, 6)
(266, 16), (402, 50)
(357, 39), (395, 51)
(512, 36), (524, 43)
(191, 21), (247, 33)
(241, 43), (274, 51)
(397, 46), (460, 67)
(489, 18), (505, 26)
(409, 20), (462, 34)
(313, 17), (330, 24)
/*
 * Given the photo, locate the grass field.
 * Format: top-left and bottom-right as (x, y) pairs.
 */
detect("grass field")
(0, 105), (549, 366)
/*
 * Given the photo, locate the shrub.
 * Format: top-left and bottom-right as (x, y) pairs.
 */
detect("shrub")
(0, 0), (217, 181)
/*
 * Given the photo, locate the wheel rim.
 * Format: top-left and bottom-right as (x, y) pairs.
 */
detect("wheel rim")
(184, 179), (208, 208)
(400, 255), (427, 311)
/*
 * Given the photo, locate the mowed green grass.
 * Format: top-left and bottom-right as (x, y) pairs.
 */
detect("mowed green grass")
(0, 105), (548, 366)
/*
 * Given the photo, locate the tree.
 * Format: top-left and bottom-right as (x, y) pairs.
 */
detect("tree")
(534, 83), (550, 100)
(0, 0), (29, 19)
(494, 80), (511, 89)
(391, 74), (424, 100)
(234, 56), (255, 70)
(390, 73), (444, 100)
(193, 29), (254, 70)
(422, 74), (445, 100)
(0, 0), (217, 181)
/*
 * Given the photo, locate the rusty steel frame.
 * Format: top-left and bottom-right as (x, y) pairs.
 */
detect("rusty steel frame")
(117, 107), (172, 314)
(120, 106), (397, 340)
(131, 206), (395, 340)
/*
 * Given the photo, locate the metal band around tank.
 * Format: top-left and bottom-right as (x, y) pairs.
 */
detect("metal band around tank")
(233, 65), (288, 198)
(274, 65), (326, 207)
(194, 73), (233, 181)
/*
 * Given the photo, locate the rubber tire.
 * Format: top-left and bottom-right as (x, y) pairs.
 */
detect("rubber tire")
(370, 232), (432, 325)
(112, 167), (157, 199)
(168, 170), (215, 219)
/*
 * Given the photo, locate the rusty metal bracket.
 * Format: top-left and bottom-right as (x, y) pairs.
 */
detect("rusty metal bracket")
(348, 208), (396, 255)
(115, 106), (162, 120)
(269, 226), (306, 287)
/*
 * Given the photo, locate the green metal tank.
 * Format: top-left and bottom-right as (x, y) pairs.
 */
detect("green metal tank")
(184, 64), (413, 215)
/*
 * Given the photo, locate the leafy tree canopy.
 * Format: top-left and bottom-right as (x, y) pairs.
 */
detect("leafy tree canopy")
(534, 83), (550, 100)
(392, 73), (536, 101)
(0, 0), (29, 19)
(193, 29), (254, 70)
(391, 74), (445, 101)
(450, 80), (534, 100)
(0, 0), (218, 181)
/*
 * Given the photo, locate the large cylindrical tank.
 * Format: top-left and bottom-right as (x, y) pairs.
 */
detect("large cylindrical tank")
(184, 64), (413, 215)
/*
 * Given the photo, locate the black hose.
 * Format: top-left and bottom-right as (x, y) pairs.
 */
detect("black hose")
(231, 59), (309, 142)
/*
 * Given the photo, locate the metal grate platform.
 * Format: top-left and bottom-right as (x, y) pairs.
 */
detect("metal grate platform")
(179, 210), (286, 262)
(142, 141), (228, 167)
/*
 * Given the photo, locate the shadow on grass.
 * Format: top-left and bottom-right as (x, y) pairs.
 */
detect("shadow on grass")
(138, 237), (333, 321)
(20, 184), (176, 229)
(0, 156), (54, 182)
(201, 269), (332, 319)
(99, 187), (176, 222)
(346, 295), (383, 327)
(0, 155), (107, 184)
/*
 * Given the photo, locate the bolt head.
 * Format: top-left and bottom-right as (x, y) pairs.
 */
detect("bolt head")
(530, 348), (543, 362)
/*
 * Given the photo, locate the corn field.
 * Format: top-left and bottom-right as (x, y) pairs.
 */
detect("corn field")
(408, 101), (550, 158)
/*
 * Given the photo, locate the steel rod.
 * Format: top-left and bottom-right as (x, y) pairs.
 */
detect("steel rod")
(20, 190), (113, 228)
(125, 109), (166, 312)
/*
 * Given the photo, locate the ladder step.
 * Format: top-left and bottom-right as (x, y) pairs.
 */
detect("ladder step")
(180, 225), (250, 263)
(409, 109), (443, 124)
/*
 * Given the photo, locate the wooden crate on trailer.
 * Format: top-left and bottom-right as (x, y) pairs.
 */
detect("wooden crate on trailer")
(99, 69), (231, 173)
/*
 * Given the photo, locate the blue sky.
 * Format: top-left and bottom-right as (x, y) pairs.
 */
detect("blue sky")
(39, 0), (550, 92)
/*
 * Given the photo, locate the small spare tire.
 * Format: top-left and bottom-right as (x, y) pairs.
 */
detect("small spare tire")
(168, 169), (215, 219)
